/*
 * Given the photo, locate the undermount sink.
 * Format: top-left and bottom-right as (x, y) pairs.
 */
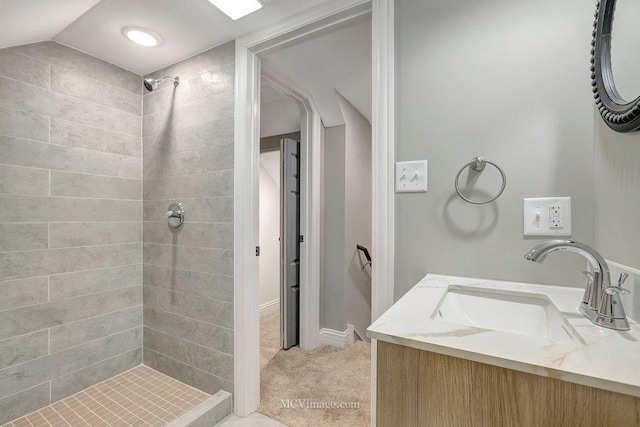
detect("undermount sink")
(432, 286), (584, 344)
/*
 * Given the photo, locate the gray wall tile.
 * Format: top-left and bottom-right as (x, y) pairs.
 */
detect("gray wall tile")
(50, 347), (142, 402)
(0, 223), (48, 251)
(143, 116), (234, 158)
(0, 327), (141, 399)
(143, 170), (233, 200)
(144, 348), (233, 396)
(50, 66), (141, 116)
(0, 382), (50, 424)
(0, 329), (49, 369)
(0, 75), (51, 116)
(0, 276), (48, 311)
(145, 41), (234, 84)
(0, 106), (49, 142)
(143, 243), (232, 276)
(50, 91), (141, 136)
(11, 42), (141, 94)
(144, 327), (233, 381)
(50, 306), (142, 353)
(143, 221), (232, 249)
(0, 135), (141, 179)
(143, 264), (232, 302)
(143, 63), (234, 116)
(0, 243), (142, 281)
(50, 264), (141, 301)
(0, 49), (49, 88)
(0, 196), (141, 223)
(144, 308), (232, 354)
(51, 171), (141, 199)
(51, 118), (141, 157)
(0, 164), (49, 196)
(143, 90), (233, 137)
(143, 197), (233, 223)
(143, 144), (233, 178)
(0, 287), (142, 341)
(143, 285), (232, 329)
(50, 222), (141, 248)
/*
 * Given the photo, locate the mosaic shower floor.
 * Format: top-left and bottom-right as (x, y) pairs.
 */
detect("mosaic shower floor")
(3, 365), (210, 427)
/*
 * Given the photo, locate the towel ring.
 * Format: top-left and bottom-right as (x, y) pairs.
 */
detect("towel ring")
(454, 157), (506, 205)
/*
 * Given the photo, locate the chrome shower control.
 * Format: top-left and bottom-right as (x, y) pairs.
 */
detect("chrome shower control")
(166, 203), (185, 228)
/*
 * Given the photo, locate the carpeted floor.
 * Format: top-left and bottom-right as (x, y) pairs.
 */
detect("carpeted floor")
(257, 313), (371, 427)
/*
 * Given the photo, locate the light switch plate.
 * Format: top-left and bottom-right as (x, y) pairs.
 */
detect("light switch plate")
(523, 197), (572, 237)
(395, 160), (428, 193)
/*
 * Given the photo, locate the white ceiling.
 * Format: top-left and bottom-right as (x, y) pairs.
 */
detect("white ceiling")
(0, 0), (331, 75)
(260, 82), (302, 138)
(261, 13), (371, 127)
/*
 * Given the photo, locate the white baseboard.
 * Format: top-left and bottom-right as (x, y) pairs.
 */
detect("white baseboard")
(259, 299), (280, 318)
(318, 324), (355, 349)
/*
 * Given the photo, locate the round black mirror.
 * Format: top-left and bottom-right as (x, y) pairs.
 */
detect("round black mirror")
(592, 0), (640, 132)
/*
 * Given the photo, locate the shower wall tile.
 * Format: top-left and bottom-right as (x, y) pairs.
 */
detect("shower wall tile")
(142, 44), (235, 395)
(50, 347), (142, 401)
(143, 197), (233, 223)
(0, 276), (48, 311)
(50, 171), (141, 199)
(0, 223), (48, 251)
(50, 66), (141, 116)
(10, 41), (141, 94)
(0, 327), (142, 399)
(143, 327), (233, 381)
(0, 286), (142, 341)
(51, 118), (141, 157)
(0, 195), (140, 222)
(143, 143), (233, 178)
(0, 48), (49, 88)
(49, 264), (141, 301)
(0, 165), (49, 196)
(0, 243), (141, 281)
(50, 306), (142, 353)
(0, 41), (142, 420)
(0, 135), (140, 179)
(142, 116), (234, 157)
(144, 307), (233, 354)
(49, 222), (141, 248)
(143, 221), (233, 249)
(0, 383), (50, 425)
(0, 106), (49, 142)
(143, 264), (233, 302)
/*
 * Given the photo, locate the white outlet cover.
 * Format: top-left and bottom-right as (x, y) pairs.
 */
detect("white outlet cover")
(523, 197), (572, 237)
(396, 160), (428, 193)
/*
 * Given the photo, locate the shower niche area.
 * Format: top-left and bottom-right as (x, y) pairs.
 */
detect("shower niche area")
(0, 41), (235, 425)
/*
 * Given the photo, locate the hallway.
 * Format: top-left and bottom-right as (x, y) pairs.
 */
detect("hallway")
(258, 314), (370, 426)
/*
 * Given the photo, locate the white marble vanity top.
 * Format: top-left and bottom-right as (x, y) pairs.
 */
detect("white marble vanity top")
(367, 274), (640, 397)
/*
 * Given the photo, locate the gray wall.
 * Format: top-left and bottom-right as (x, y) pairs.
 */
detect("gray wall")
(0, 42), (143, 423)
(395, 0), (596, 297)
(142, 42), (235, 395)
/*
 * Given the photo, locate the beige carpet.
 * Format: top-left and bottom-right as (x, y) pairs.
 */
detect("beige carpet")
(258, 313), (371, 427)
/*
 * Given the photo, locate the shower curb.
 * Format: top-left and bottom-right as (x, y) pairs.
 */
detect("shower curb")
(168, 390), (233, 427)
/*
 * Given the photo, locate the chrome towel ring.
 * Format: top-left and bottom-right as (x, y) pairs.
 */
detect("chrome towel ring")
(454, 156), (506, 205)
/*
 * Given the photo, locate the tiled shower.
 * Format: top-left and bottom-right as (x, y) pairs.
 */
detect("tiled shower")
(0, 40), (235, 424)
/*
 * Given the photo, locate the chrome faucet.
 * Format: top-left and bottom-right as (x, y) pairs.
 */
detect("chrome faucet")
(525, 240), (630, 331)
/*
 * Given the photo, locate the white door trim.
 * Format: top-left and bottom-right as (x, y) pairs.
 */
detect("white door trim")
(233, 0), (394, 417)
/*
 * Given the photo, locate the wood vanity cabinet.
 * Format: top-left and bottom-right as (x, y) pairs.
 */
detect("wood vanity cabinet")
(376, 341), (640, 426)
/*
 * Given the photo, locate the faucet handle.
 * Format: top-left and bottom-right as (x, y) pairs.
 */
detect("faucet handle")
(619, 272), (629, 286)
(605, 286), (631, 296)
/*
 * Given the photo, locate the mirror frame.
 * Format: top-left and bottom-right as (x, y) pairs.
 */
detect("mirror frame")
(592, 0), (640, 132)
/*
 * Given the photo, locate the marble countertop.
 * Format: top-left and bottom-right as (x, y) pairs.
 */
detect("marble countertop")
(367, 274), (640, 397)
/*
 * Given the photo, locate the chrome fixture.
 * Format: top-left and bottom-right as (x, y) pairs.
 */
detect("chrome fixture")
(166, 203), (185, 228)
(454, 156), (506, 205)
(144, 76), (179, 92)
(524, 240), (630, 331)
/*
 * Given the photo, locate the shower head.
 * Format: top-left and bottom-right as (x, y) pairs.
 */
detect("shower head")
(143, 76), (179, 92)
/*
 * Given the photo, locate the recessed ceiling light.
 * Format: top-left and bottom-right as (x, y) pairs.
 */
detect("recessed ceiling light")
(122, 27), (161, 47)
(207, 0), (263, 20)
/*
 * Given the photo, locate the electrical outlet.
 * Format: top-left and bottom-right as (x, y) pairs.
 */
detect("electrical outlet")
(523, 197), (571, 236)
(395, 160), (428, 193)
